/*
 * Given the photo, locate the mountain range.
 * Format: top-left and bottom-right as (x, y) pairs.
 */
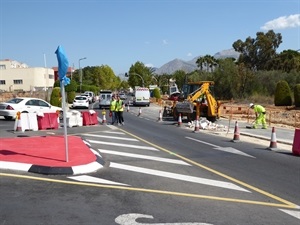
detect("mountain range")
(154, 48), (240, 75)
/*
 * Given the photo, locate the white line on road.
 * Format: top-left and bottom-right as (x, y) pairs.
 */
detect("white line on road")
(98, 149), (191, 165)
(82, 133), (139, 141)
(87, 140), (159, 151)
(186, 137), (255, 158)
(68, 175), (129, 186)
(279, 209), (300, 220)
(110, 162), (250, 192)
(115, 213), (213, 225)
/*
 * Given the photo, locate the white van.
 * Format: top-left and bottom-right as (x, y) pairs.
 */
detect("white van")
(99, 90), (112, 109)
(133, 87), (150, 107)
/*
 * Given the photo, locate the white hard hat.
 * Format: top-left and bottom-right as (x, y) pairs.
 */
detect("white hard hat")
(249, 103), (254, 108)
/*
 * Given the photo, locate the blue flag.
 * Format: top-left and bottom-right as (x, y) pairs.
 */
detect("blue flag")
(55, 45), (70, 85)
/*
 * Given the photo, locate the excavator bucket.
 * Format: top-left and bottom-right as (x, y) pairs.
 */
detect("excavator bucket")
(176, 101), (194, 113)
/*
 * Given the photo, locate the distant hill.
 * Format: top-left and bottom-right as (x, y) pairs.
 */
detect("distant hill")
(154, 48), (240, 75)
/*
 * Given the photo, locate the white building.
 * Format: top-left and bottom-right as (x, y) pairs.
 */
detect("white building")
(0, 59), (55, 92)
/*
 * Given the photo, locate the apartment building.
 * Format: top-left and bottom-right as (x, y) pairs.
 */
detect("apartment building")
(0, 59), (55, 92)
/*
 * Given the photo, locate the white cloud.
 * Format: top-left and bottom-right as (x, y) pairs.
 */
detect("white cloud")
(145, 63), (154, 68)
(162, 39), (169, 45)
(261, 14), (300, 30)
(187, 52), (193, 57)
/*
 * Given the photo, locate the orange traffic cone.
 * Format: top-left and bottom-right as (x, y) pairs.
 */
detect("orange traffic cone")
(14, 112), (22, 132)
(231, 121), (240, 142)
(138, 107), (142, 116)
(178, 113), (182, 127)
(267, 127), (277, 150)
(194, 116), (199, 132)
(158, 110), (162, 122)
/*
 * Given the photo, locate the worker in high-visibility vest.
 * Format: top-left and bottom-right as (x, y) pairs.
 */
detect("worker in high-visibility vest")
(109, 95), (117, 125)
(116, 95), (125, 126)
(249, 103), (267, 129)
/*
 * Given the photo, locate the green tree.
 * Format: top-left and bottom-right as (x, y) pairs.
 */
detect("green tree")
(233, 30), (282, 71)
(294, 84), (300, 107)
(127, 61), (154, 88)
(196, 55), (218, 72)
(274, 80), (292, 106)
(266, 49), (300, 72)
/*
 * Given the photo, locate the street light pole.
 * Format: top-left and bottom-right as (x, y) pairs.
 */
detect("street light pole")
(125, 72), (144, 87)
(79, 57), (87, 93)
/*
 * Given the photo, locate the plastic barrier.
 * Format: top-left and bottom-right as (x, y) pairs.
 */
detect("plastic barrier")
(37, 112), (59, 130)
(14, 112), (38, 132)
(81, 110), (98, 126)
(292, 128), (300, 156)
(66, 110), (83, 127)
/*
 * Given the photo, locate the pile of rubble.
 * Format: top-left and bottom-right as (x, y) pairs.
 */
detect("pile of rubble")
(187, 118), (228, 131)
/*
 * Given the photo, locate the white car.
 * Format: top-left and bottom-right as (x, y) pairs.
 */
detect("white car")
(72, 96), (89, 109)
(0, 97), (62, 120)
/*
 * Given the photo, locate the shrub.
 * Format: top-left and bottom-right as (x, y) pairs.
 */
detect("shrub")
(294, 84), (300, 107)
(274, 80), (292, 106)
(153, 88), (161, 99)
(50, 87), (61, 107)
(67, 91), (76, 104)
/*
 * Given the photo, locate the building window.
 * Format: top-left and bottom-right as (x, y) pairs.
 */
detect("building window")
(49, 74), (54, 79)
(13, 79), (23, 85)
(0, 64), (6, 70)
(0, 80), (5, 85)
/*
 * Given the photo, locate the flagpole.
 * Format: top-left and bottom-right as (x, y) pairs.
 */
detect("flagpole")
(61, 80), (69, 162)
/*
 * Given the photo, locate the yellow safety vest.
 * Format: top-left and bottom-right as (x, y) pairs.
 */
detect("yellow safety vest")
(116, 100), (124, 112)
(110, 100), (117, 111)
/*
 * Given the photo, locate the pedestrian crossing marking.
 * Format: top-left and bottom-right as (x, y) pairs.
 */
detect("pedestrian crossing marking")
(98, 149), (191, 165)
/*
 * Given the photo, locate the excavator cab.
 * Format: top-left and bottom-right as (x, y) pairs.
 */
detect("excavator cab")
(173, 81), (220, 122)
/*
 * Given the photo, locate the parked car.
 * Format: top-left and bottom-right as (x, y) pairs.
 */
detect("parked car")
(72, 96), (89, 109)
(83, 91), (95, 103)
(119, 93), (127, 100)
(99, 90), (112, 109)
(0, 97), (62, 120)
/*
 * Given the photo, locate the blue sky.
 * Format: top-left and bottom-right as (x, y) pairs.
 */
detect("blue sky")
(1, 0), (299, 75)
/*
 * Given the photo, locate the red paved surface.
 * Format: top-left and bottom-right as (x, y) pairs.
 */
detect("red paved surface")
(0, 136), (96, 167)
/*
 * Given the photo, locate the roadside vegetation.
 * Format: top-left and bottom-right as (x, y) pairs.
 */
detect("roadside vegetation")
(67, 29), (300, 107)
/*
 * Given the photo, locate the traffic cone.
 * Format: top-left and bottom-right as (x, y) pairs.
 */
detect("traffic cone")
(102, 109), (106, 124)
(138, 107), (142, 116)
(231, 121), (240, 142)
(14, 112), (22, 132)
(267, 127), (277, 150)
(158, 110), (162, 122)
(178, 113), (182, 127)
(194, 116), (199, 132)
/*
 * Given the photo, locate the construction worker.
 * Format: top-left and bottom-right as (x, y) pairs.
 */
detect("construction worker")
(109, 95), (117, 125)
(116, 95), (125, 126)
(249, 103), (267, 129)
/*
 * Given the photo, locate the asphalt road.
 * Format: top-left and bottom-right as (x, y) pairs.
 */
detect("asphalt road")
(0, 102), (299, 225)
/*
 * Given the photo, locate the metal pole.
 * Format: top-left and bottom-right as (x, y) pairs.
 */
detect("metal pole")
(79, 57), (87, 94)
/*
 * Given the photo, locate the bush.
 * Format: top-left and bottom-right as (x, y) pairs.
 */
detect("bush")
(274, 80), (292, 106)
(50, 87), (61, 107)
(152, 88), (161, 99)
(67, 91), (76, 104)
(294, 84), (300, 107)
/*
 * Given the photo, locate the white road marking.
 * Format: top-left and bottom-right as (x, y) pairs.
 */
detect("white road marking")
(110, 162), (250, 192)
(0, 161), (32, 171)
(186, 137), (255, 158)
(87, 140), (159, 151)
(82, 133), (139, 141)
(98, 149), (191, 166)
(102, 131), (125, 135)
(115, 213), (213, 225)
(279, 209), (300, 220)
(68, 175), (129, 186)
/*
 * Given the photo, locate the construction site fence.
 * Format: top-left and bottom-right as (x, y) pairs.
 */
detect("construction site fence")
(220, 105), (300, 128)
(151, 98), (300, 128)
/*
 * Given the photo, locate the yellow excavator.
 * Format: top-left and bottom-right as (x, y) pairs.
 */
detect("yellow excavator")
(172, 81), (221, 122)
